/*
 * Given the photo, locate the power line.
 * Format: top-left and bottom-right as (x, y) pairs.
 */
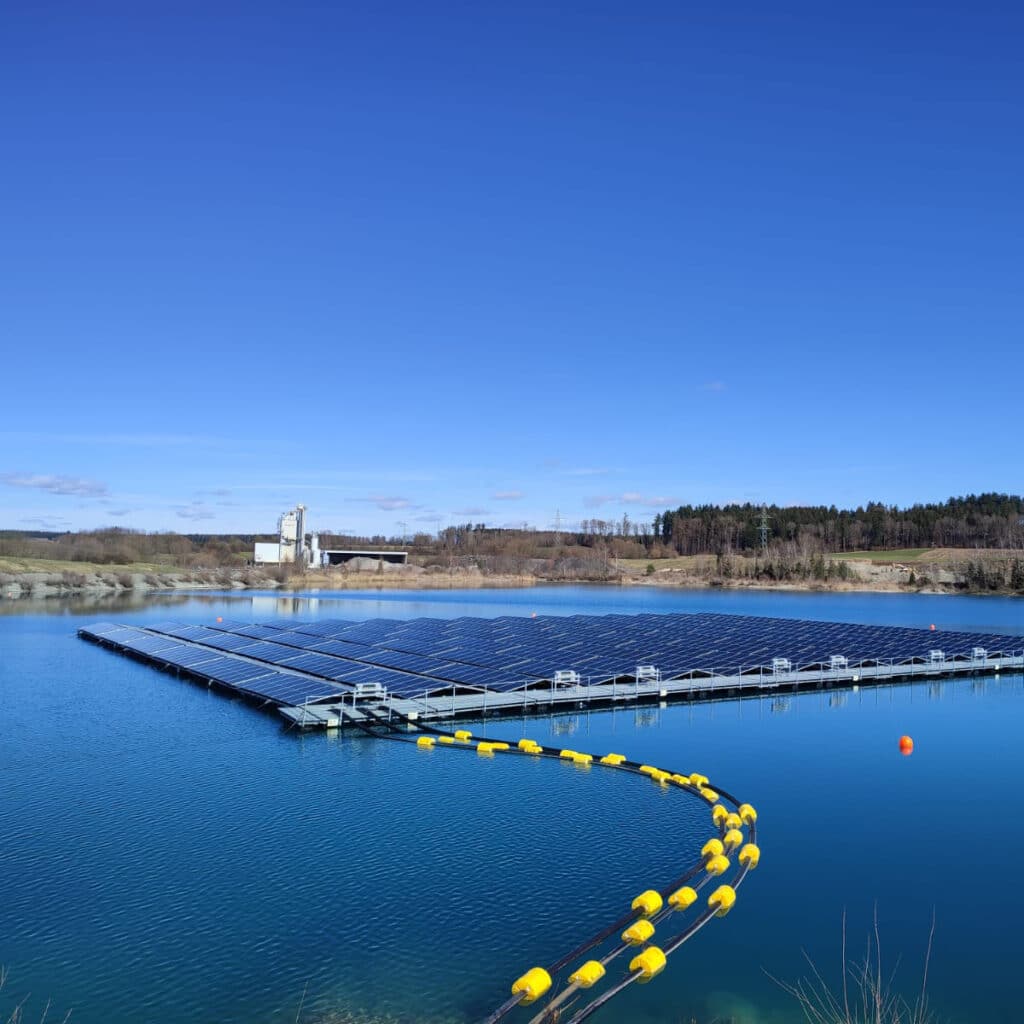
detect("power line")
(757, 505), (772, 552)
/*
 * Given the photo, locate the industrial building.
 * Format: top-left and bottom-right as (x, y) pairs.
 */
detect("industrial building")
(253, 504), (407, 568)
(253, 504), (314, 566)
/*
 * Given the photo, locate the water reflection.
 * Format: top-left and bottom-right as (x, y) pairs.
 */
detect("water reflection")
(249, 594), (325, 618)
(0, 590), (340, 620)
(550, 716), (580, 736)
(633, 708), (661, 729)
(0, 591), (196, 617)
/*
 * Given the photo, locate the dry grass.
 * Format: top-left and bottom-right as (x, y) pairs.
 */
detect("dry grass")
(768, 909), (937, 1024)
(917, 547), (1021, 565)
(0, 966), (70, 1024)
(828, 550), (931, 563)
(619, 555), (717, 572)
(624, 548), (1019, 568)
(832, 547), (1023, 565)
(0, 556), (173, 575)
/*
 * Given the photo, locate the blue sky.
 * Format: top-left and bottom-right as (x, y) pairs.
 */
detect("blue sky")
(2, 2), (1021, 536)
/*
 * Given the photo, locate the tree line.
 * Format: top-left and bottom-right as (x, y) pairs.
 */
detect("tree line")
(1, 494), (1021, 570)
(0, 528), (269, 568)
(652, 494), (1024, 555)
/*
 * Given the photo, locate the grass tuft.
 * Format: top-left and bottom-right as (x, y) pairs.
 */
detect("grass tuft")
(767, 908), (937, 1024)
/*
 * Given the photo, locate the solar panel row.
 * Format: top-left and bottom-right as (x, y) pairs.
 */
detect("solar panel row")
(140, 622), (459, 697)
(86, 613), (1024, 708)
(79, 625), (347, 705)
(208, 612), (1022, 687)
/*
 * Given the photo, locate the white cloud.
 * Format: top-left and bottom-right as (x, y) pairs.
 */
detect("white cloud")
(368, 495), (413, 511)
(174, 502), (216, 521)
(452, 506), (489, 516)
(2, 473), (108, 497)
(585, 492), (678, 509)
(19, 516), (71, 529)
(344, 495), (420, 511)
(493, 490), (523, 500)
(566, 467), (610, 477)
(633, 495), (678, 507)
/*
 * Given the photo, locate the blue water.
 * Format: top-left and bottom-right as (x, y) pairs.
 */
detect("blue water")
(2, 586), (1023, 1024)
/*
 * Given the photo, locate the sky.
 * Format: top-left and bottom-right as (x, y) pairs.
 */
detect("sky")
(2, 2), (1022, 536)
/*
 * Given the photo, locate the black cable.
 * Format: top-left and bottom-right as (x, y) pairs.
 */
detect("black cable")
(565, 827), (759, 1023)
(348, 704), (759, 1024)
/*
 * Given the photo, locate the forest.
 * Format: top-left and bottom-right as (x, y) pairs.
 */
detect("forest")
(1, 494), (1020, 569)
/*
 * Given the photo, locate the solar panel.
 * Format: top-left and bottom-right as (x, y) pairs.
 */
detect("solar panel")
(149, 623), (217, 642)
(309, 638), (378, 658)
(198, 656), (277, 686)
(200, 633), (260, 652)
(82, 613), (1024, 711)
(227, 624), (288, 640)
(233, 673), (346, 704)
(233, 641), (305, 662)
(281, 653), (365, 680)
(280, 620), (361, 638)
(119, 633), (183, 656)
(170, 646), (224, 668)
(82, 622), (132, 639)
(266, 631), (331, 649)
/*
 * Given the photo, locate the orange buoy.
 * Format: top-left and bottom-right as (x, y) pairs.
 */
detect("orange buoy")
(899, 735), (914, 755)
(929, 624), (936, 631)
(216, 616), (223, 623)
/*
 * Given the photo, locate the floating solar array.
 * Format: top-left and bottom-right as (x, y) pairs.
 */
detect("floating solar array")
(209, 612), (1022, 683)
(80, 623), (347, 705)
(80, 613), (1024, 709)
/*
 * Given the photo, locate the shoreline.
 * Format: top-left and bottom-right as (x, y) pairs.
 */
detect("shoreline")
(2, 566), (1020, 601)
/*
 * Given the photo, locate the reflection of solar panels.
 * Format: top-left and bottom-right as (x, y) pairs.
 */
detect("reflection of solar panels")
(80, 613), (1024, 709)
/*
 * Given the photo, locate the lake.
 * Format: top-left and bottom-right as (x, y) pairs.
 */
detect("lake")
(2, 585), (1022, 1024)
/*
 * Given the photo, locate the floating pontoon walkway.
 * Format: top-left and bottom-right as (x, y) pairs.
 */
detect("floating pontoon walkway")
(77, 612), (1024, 728)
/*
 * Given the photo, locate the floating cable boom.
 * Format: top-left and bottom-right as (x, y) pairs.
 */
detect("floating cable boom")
(351, 706), (760, 1024)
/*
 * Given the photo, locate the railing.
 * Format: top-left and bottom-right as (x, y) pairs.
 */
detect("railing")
(298, 650), (1024, 726)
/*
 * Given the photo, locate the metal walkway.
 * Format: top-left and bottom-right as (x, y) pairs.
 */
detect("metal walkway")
(77, 613), (1024, 729)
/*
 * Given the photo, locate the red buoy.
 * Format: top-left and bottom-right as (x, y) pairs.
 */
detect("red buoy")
(929, 624), (936, 631)
(899, 735), (914, 755)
